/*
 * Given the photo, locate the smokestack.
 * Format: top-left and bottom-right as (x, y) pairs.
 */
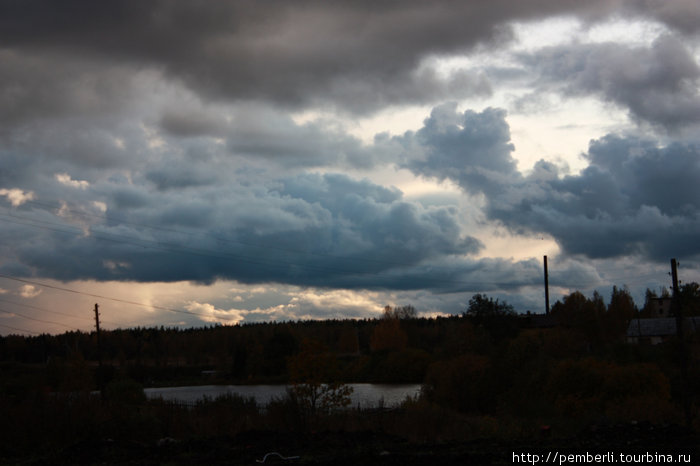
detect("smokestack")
(544, 256), (550, 315)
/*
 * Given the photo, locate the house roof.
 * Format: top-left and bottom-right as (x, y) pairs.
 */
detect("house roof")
(626, 317), (700, 338)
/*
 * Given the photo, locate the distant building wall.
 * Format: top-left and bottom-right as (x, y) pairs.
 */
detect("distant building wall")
(627, 316), (700, 345)
(648, 297), (672, 317)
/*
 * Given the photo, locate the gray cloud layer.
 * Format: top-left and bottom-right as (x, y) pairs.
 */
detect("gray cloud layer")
(1, 0), (699, 313)
(3, 99), (696, 292)
(522, 36), (700, 129)
(2, 0), (696, 117)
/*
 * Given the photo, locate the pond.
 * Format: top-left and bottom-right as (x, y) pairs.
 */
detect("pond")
(144, 383), (422, 408)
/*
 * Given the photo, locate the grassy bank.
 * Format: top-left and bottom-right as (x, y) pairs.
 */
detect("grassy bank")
(2, 388), (697, 465)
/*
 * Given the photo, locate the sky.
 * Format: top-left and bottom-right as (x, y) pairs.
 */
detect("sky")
(1, 0), (700, 335)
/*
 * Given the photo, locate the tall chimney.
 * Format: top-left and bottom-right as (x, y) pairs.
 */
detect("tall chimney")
(544, 255), (550, 315)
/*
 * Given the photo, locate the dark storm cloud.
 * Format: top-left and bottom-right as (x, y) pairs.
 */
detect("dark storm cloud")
(1, 0), (698, 121)
(0, 116), (155, 193)
(628, 0), (700, 34)
(0, 0), (640, 114)
(156, 102), (381, 169)
(318, 67), (493, 114)
(159, 107), (228, 138)
(223, 107), (376, 169)
(522, 36), (700, 129)
(0, 48), (146, 129)
(0, 172), (488, 290)
(145, 164), (219, 191)
(401, 104), (700, 261)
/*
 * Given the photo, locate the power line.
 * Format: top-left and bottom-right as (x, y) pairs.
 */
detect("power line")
(0, 322), (42, 335)
(0, 306), (79, 331)
(0, 297), (118, 326)
(0, 273), (209, 318)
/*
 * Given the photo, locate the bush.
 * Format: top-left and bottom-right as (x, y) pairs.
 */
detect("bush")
(104, 377), (146, 406)
(424, 353), (494, 414)
(546, 358), (676, 423)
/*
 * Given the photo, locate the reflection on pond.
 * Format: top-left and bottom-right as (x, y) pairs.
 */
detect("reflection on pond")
(145, 383), (421, 408)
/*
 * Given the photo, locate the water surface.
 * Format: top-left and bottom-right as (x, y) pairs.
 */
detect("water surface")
(145, 383), (421, 408)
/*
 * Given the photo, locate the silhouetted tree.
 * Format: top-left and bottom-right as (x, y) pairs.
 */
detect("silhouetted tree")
(262, 329), (298, 377)
(370, 317), (408, 352)
(336, 325), (360, 354)
(287, 339), (352, 426)
(463, 294), (518, 341)
(551, 291), (603, 347)
(383, 304), (417, 319)
(230, 344), (248, 379)
(464, 294), (515, 318)
(606, 285), (636, 341)
(679, 282), (700, 316)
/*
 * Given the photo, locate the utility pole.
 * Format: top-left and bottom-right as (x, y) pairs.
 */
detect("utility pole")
(543, 255), (550, 315)
(671, 258), (682, 336)
(94, 303), (104, 399)
(670, 258), (691, 427)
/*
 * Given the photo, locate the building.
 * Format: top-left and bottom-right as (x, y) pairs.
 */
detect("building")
(626, 316), (700, 345)
(646, 297), (673, 318)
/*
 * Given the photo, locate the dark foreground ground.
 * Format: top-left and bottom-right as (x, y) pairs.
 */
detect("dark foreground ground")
(8, 423), (699, 465)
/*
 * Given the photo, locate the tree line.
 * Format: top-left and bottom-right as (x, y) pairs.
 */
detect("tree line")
(0, 284), (697, 383)
(1, 284), (700, 450)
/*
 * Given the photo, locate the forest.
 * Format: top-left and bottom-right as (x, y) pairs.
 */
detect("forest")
(1, 285), (700, 463)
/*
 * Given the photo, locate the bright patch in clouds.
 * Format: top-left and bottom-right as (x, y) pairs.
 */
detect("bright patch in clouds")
(0, 189), (35, 207)
(18, 285), (42, 299)
(185, 301), (246, 325)
(290, 289), (386, 320)
(55, 173), (90, 190)
(584, 18), (669, 45)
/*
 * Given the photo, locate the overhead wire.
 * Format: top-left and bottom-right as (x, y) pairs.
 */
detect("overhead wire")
(0, 273), (213, 319)
(0, 306), (79, 331)
(0, 296), (118, 326)
(0, 322), (42, 335)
